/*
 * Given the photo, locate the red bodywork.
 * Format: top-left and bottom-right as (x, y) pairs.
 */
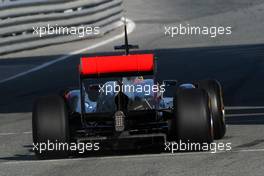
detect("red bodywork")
(80, 54), (155, 78)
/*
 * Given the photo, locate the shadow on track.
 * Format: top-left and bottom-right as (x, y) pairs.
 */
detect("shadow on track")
(1, 43), (264, 113)
(226, 115), (264, 125)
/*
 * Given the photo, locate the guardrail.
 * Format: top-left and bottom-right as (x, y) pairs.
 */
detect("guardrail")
(0, 0), (123, 55)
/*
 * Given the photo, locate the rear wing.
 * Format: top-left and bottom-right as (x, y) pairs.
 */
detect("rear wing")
(79, 54), (155, 78)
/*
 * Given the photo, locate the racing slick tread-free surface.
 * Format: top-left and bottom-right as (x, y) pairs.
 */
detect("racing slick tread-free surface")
(169, 88), (213, 143)
(32, 95), (70, 159)
(197, 80), (226, 139)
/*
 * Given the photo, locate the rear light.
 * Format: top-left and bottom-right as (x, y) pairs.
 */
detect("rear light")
(114, 111), (125, 132)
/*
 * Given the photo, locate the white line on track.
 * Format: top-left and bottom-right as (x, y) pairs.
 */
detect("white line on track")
(23, 131), (32, 134)
(224, 106), (264, 117)
(225, 106), (264, 110)
(0, 18), (136, 84)
(0, 132), (16, 136)
(239, 148), (264, 152)
(226, 113), (264, 117)
(0, 131), (32, 136)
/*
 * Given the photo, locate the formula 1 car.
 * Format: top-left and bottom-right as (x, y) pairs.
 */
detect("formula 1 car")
(32, 22), (226, 159)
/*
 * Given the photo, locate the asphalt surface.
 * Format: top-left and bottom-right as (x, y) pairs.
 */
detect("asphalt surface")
(1, 0), (264, 176)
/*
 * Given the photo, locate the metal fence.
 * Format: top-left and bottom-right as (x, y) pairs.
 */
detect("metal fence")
(0, 0), (123, 55)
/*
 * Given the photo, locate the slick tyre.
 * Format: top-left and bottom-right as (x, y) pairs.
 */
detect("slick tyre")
(168, 88), (213, 144)
(197, 80), (226, 139)
(32, 95), (70, 159)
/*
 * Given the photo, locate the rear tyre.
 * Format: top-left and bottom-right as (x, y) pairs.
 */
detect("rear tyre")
(32, 95), (70, 159)
(197, 80), (226, 139)
(168, 88), (213, 144)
